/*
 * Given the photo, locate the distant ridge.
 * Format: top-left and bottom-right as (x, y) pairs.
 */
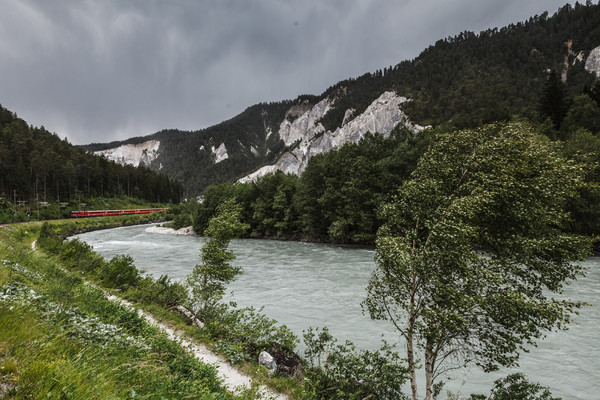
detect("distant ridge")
(82, 2), (600, 197)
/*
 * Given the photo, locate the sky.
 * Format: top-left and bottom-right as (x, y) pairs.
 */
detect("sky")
(0, 0), (578, 145)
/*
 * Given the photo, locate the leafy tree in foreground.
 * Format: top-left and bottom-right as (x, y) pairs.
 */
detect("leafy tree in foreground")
(363, 122), (591, 400)
(469, 373), (559, 400)
(186, 198), (249, 322)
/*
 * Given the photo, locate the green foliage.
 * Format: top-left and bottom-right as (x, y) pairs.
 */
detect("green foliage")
(562, 128), (600, 239)
(302, 327), (408, 400)
(560, 93), (600, 136)
(0, 224), (230, 400)
(186, 199), (249, 319)
(208, 305), (298, 357)
(213, 341), (251, 365)
(192, 128), (430, 244)
(59, 238), (105, 274)
(296, 128), (430, 243)
(468, 373), (560, 400)
(163, 201), (196, 230)
(100, 254), (140, 290)
(127, 274), (188, 309)
(0, 103), (182, 221)
(365, 122), (591, 400)
(37, 221), (62, 251)
(539, 69), (570, 130)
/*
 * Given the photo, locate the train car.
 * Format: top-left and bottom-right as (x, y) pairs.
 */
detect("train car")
(70, 208), (168, 218)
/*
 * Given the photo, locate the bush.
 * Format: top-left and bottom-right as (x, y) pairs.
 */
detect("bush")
(127, 275), (187, 308)
(213, 340), (251, 365)
(468, 373), (560, 400)
(100, 255), (140, 290)
(37, 222), (62, 251)
(303, 327), (409, 400)
(206, 305), (298, 358)
(59, 238), (106, 274)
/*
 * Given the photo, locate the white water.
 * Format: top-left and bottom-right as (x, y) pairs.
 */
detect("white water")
(75, 224), (600, 399)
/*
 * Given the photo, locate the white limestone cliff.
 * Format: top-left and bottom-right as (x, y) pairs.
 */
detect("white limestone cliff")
(238, 91), (427, 183)
(585, 45), (600, 77)
(211, 143), (229, 163)
(95, 140), (160, 167)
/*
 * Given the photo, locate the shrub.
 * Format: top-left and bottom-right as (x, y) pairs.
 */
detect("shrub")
(100, 255), (140, 290)
(59, 238), (106, 274)
(213, 340), (250, 365)
(127, 275), (187, 308)
(37, 222), (62, 251)
(468, 373), (560, 400)
(207, 305), (298, 357)
(303, 327), (409, 400)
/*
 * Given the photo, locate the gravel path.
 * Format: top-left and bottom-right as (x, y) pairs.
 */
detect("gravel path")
(31, 239), (287, 400)
(106, 295), (287, 400)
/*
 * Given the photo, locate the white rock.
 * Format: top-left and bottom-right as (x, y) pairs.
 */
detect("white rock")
(585, 46), (600, 77)
(239, 91), (427, 182)
(94, 140), (160, 167)
(211, 143), (229, 163)
(258, 351), (277, 371)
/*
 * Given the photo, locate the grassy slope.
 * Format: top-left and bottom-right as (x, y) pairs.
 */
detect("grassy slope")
(0, 217), (235, 400)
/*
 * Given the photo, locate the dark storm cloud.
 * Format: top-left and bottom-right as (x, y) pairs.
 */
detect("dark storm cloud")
(0, 0), (575, 145)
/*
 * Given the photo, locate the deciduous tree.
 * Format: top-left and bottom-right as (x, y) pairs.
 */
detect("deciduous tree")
(186, 198), (249, 322)
(364, 122), (591, 400)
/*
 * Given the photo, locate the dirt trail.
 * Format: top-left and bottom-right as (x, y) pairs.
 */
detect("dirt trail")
(106, 295), (287, 399)
(31, 239), (287, 400)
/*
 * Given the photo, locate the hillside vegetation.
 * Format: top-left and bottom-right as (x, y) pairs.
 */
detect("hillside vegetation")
(85, 2), (600, 196)
(0, 104), (182, 221)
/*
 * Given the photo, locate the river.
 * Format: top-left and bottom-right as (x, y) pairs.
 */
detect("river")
(74, 224), (599, 399)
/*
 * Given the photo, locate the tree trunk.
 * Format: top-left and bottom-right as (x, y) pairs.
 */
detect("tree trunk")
(407, 332), (419, 400)
(407, 271), (419, 400)
(424, 341), (435, 400)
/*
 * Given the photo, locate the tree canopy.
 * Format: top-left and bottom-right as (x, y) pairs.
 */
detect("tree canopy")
(0, 104), (182, 207)
(363, 122), (591, 400)
(186, 198), (249, 321)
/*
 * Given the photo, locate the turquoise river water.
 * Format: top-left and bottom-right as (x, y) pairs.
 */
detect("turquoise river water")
(75, 224), (599, 399)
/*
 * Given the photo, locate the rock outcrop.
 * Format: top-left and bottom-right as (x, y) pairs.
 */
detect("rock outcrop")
(94, 140), (160, 167)
(585, 45), (600, 77)
(258, 351), (277, 371)
(239, 91), (427, 183)
(211, 143), (229, 163)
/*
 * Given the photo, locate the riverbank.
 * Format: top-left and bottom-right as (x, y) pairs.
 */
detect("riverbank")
(0, 218), (294, 399)
(0, 220), (233, 399)
(78, 222), (600, 400)
(11, 217), (414, 399)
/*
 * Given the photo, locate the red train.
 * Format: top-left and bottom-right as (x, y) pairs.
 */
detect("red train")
(71, 208), (168, 218)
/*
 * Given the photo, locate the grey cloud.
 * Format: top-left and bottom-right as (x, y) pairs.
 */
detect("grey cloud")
(0, 0), (575, 145)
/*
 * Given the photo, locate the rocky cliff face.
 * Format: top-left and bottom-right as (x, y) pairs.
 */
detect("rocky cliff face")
(94, 140), (160, 167)
(239, 91), (427, 183)
(585, 45), (600, 77)
(211, 143), (229, 163)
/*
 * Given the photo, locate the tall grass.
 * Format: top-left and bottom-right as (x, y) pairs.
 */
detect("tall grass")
(0, 220), (234, 400)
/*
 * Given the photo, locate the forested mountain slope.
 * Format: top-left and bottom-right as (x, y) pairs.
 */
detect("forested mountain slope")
(84, 2), (600, 196)
(0, 104), (182, 209)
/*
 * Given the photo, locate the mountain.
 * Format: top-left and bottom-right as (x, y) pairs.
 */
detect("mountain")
(83, 2), (600, 197)
(0, 104), (183, 212)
